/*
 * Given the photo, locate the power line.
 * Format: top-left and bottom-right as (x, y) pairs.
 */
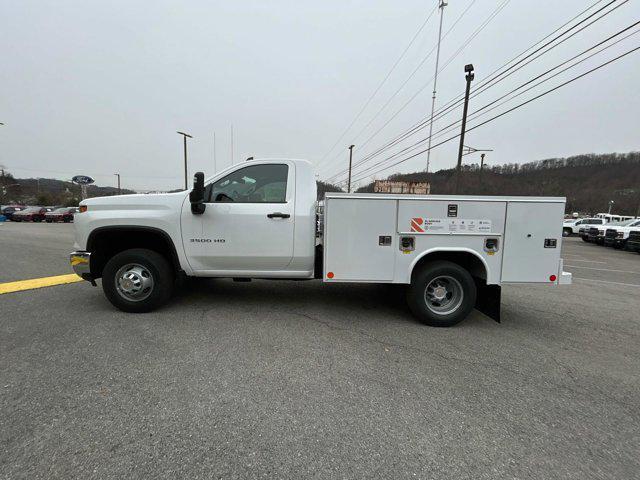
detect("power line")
(317, 4), (439, 164)
(326, 0), (626, 182)
(416, 20), (640, 153)
(318, 0), (479, 175)
(324, 0), (509, 181)
(348, 44), (640, 184)
(340, 0), (614, 174)
(424, 0), (627, 132)
(375, 23), (640, 172)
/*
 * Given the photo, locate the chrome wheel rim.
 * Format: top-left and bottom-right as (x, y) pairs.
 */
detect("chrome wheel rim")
(115, 263), (154, 302)
(424, 276), (464, 315)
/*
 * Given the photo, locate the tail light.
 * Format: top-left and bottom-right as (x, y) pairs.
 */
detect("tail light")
(78, 205), (88, 213)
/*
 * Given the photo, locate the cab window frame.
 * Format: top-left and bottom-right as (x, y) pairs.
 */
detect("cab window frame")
(204, 163), (290, 204)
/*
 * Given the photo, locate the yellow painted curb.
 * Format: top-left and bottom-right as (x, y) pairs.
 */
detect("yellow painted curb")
(0, 274), (83, 295)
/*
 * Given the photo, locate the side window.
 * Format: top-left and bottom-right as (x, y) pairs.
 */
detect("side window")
(207, 164), (288, 203)
(593, 219), (603, 225)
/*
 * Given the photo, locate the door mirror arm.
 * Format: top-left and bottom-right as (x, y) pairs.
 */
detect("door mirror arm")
(190, 172), (206, 215)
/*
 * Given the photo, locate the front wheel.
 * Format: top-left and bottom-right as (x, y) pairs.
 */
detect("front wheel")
(562, 228), (572, 237)
(102, 248), (174, 313)
(406, 261), (477, 327)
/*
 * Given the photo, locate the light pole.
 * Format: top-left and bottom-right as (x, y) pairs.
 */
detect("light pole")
(455, 64), (475, 194)
(347, 145), (355, 193)
(114, 173), (121, 195)
(607, 200), (614, 215)
(177, 131), (193, 190)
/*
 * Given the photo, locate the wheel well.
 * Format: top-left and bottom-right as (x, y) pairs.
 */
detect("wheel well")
(87, 227), (181, 279)
(411, 251), (487, 282)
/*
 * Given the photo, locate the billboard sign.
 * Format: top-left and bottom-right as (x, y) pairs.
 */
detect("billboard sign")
(374, 180), (430, 195)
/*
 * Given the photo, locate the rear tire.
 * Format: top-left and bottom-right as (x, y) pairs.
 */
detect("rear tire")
(406, 261), (477, 327)
(102, 248), (174, 313)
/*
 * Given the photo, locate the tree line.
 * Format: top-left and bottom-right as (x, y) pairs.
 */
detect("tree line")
(355, 152), (640, 215)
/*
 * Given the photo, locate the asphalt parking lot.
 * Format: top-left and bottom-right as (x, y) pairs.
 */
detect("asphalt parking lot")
(1, 223), (638, 479)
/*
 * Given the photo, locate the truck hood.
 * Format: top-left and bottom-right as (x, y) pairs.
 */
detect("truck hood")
(81, 192), (187, 211)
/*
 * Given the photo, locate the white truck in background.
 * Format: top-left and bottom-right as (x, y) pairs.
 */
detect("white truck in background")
(70, 159), (571, 327)
(603, 218), (640, 249)
(562, 217), (607, 237)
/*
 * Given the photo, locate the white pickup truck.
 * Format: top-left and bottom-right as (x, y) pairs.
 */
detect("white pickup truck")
(562, 217), (606, 237)
(70, 159), (571, 327)
(603, 218), (640, 249)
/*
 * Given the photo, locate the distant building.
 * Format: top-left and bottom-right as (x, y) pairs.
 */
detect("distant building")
(374, 180), (430, 195)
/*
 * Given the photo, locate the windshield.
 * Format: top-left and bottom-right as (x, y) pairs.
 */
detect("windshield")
(51, 208), (69, 213)
(21, 207), (41, 213)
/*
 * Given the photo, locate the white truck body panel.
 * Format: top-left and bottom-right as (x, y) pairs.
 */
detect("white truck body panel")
(501, 201), (564, 282)
(323, 193), (566, 286)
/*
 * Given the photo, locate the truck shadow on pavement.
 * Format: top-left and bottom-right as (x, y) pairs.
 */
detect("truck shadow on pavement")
(167, 278), (495, 328)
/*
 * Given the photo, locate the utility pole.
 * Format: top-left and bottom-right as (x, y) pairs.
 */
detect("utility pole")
(177, 131), (193, 190)
(213, 131), (217, 173)
(425, 0), (447, 174)
(114, 173), (121, 195)
(455, 64), (475, 194)
(347, 145), (355, 193)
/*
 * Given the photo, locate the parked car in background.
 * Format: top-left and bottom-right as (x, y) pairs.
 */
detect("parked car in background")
(1, 205), (27, 221)
(627, 230), (640, 253)
(11, 206), (47, 222)
(45, 207), (78, 223)
(563, 217), (606, 237)
(604, 219), (640, 249)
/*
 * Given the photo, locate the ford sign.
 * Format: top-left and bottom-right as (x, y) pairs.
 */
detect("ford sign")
(72, 175), (95, 185)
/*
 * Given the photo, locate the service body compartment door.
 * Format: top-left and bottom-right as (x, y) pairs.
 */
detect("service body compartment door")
(501, 201), (564, 282)
(324, 198), (396, 281)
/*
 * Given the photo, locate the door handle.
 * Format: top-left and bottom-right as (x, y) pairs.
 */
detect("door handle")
(267, 212), (290, 219)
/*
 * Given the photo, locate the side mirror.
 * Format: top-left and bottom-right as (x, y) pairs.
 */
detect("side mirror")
(190, 172), (206, 215)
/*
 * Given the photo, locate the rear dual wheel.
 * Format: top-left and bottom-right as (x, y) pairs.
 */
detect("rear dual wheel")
(407, 261), (477, 327)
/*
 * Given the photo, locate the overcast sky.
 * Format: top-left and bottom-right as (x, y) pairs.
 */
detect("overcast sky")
(1, 0), (639, 191)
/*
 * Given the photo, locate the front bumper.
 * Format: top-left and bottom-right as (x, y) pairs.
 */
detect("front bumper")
(70, 251), (93, 281)
(627, 240), (640, 252)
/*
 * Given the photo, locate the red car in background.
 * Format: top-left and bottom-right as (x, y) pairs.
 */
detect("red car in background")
(11, 206), (48, 222)
(45, 207), (78, 223)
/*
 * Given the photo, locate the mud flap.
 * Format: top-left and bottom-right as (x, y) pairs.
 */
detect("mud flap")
(475, 282), (501, 322)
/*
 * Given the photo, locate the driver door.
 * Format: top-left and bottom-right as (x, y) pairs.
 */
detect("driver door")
(181, 162), (295, 273)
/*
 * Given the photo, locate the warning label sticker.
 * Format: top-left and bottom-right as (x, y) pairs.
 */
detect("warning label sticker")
(410, 218), (492, 233)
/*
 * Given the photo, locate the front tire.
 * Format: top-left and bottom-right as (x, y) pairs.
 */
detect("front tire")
(406, 261), (477, 327)
(562, 228), (572, 237)
(102, 248), (174, 313)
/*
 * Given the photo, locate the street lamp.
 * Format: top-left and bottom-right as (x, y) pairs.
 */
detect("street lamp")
(114, 173), (121, 195)
(455, 64), (475, 194)
(177, 131), (193, 190)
